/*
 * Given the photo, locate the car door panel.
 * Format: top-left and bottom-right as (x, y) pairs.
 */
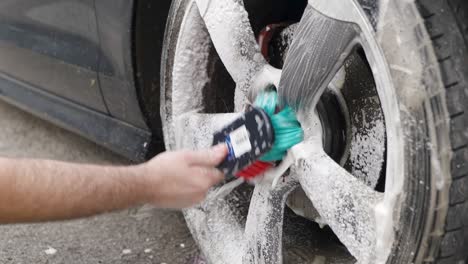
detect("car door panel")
(95, 0), (148, 129)
(0, 0), (108, 113)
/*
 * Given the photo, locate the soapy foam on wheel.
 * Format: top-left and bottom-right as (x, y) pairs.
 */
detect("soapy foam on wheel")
(348, 98), (386, 188)
(170, 1), (390, 262)
(163, 3), (212, 148)
(162, 0), (453, 263)
(168, 1), (391, 263)
(195, 0), (269, 111)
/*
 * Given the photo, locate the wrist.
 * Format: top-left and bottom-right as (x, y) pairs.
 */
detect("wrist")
(131, 162), (161, 204)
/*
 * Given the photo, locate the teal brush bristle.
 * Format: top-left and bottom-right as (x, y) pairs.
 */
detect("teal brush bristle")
(254, 89), (304, 162)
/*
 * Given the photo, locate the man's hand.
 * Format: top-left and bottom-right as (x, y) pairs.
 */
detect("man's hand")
(140, 144), (227, 209)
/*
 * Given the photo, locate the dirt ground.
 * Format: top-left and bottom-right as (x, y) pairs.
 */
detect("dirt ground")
(0, 101), (197, 264)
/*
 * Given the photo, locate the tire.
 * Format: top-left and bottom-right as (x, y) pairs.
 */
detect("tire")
(415, 0), (468, 262)
(160, 0), (468, 263)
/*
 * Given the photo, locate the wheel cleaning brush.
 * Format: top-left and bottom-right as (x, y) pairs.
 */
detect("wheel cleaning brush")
(212, 88), (304, 180)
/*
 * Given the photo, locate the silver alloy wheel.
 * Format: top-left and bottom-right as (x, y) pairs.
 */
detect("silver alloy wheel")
(160, 0), (451, 263)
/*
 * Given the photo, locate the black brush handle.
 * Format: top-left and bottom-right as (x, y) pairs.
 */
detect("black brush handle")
(212, 107), (275, 177)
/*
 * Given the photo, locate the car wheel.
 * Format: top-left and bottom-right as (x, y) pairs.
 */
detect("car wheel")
(160, 0), (468, 263)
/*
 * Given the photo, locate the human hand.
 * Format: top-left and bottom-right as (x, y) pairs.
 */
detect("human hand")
(140, 144), (228, 209)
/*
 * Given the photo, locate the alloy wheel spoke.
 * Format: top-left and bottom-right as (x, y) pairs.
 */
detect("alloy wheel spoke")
(292, 142), (383, 262)
(185, 190), (245, 264)
(279, 4), (360, 112)
(195, 0), (273, 102)
(177, 112), (246, 263)
(243, 176), (299, 264)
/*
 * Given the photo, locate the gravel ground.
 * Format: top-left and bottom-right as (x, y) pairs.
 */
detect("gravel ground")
(0, 101), (197, 264)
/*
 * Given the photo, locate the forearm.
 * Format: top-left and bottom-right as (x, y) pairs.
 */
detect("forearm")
(0, 158), (150, 224)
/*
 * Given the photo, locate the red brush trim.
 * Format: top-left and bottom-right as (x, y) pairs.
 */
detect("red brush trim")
(236, 161), (274, 180)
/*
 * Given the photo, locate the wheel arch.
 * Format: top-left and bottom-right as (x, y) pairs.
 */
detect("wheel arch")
(133, 0), (173, 159)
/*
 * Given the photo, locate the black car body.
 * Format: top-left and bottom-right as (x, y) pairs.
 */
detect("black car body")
(0, 0), (171, 161)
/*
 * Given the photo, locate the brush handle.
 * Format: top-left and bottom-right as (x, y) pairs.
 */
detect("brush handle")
(212, 107), (275, 177)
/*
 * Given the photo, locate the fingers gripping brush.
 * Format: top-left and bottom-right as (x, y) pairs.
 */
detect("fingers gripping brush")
(212, 89), (304, 181)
